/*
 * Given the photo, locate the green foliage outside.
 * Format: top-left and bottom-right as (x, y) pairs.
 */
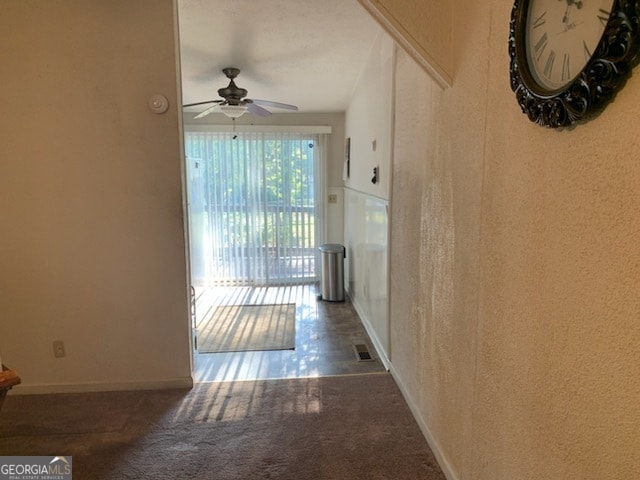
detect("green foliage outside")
(186, 134), (316, 253)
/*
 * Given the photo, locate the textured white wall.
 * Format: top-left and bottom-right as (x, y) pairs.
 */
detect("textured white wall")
(345, 32), (394, 199)
(386, 0), (640, 479)
(344, 32), (393, 359)
(0, 0), (191, 392)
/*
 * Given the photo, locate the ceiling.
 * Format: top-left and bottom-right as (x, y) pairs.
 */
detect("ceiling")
(178, 0), (381, 115)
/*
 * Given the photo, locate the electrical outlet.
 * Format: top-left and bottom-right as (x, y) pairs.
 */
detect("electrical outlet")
(53, 340), (66, 358)
(328, 194), (338, 204)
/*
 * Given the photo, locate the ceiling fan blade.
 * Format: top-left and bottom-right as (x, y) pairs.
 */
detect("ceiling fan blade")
(247, 102), (272, 117)
(251, 99), (299, 111)
(194, 103), (221, 119)
(183, 99), (223, 108)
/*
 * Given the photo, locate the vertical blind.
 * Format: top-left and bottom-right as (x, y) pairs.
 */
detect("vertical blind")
(185, 130), (325, 286)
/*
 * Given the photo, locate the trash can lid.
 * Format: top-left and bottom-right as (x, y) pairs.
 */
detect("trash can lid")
(319, 243), (345, 253)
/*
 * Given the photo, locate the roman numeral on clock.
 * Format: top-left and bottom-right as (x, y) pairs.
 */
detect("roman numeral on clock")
(544, 50), (556, 78)
(583, 41), (592, 61)
(598, 8), (610, 27)
(535, 32), (549, 60)
(533, 11), (547, 28)
(562, 53), (571, 81)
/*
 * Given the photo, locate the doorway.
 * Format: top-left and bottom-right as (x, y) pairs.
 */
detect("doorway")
(184, 129), (337, 376)
(183, 130), (384, 381)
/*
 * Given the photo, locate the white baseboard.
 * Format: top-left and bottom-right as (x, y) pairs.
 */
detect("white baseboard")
(388, 363), (460, 480)
(347, 290), (391, 371)
(348, 289), (459, 480)
(8, 376), (194, 395)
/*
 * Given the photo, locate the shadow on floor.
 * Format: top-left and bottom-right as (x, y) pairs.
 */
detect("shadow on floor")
(192, 284), (386, 382)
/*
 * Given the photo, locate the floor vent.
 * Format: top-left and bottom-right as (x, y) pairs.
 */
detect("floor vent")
(353, 343), (374, 362)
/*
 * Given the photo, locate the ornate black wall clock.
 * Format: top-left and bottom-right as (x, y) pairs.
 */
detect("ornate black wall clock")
(509, 0), (640, 128)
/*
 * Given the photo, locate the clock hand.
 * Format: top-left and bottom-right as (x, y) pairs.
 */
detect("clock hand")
(562, 0), (583, 25)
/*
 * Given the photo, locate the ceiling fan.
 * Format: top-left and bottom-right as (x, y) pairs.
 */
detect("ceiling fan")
(183, 67), (299, 119)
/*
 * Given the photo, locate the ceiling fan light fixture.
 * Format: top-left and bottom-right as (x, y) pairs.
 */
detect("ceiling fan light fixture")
(220, 105), (247, 118)
(182, 68), (298, 120)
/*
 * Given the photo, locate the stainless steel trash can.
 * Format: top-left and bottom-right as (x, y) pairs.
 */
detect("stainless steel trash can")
(319, 244), (346, 302)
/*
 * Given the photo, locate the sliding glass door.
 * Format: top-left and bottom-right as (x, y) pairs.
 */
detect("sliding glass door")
(185, 130), (324, 286)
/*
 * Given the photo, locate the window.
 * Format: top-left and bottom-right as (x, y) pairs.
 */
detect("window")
(185, 130), (326, 286)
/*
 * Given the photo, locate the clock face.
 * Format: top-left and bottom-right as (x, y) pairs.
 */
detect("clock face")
(525, 0), (615, 92)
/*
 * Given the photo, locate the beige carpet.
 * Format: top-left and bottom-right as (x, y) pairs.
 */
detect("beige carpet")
(198, 303), (296, 353)
(0, 374), (447, 480)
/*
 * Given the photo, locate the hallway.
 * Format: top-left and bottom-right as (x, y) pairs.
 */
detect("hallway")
(193, 285), (386, 382)
(0, 289), (450, 480)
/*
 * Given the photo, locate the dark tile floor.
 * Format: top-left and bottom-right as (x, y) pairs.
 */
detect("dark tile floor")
(193, 285), (386, 382)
